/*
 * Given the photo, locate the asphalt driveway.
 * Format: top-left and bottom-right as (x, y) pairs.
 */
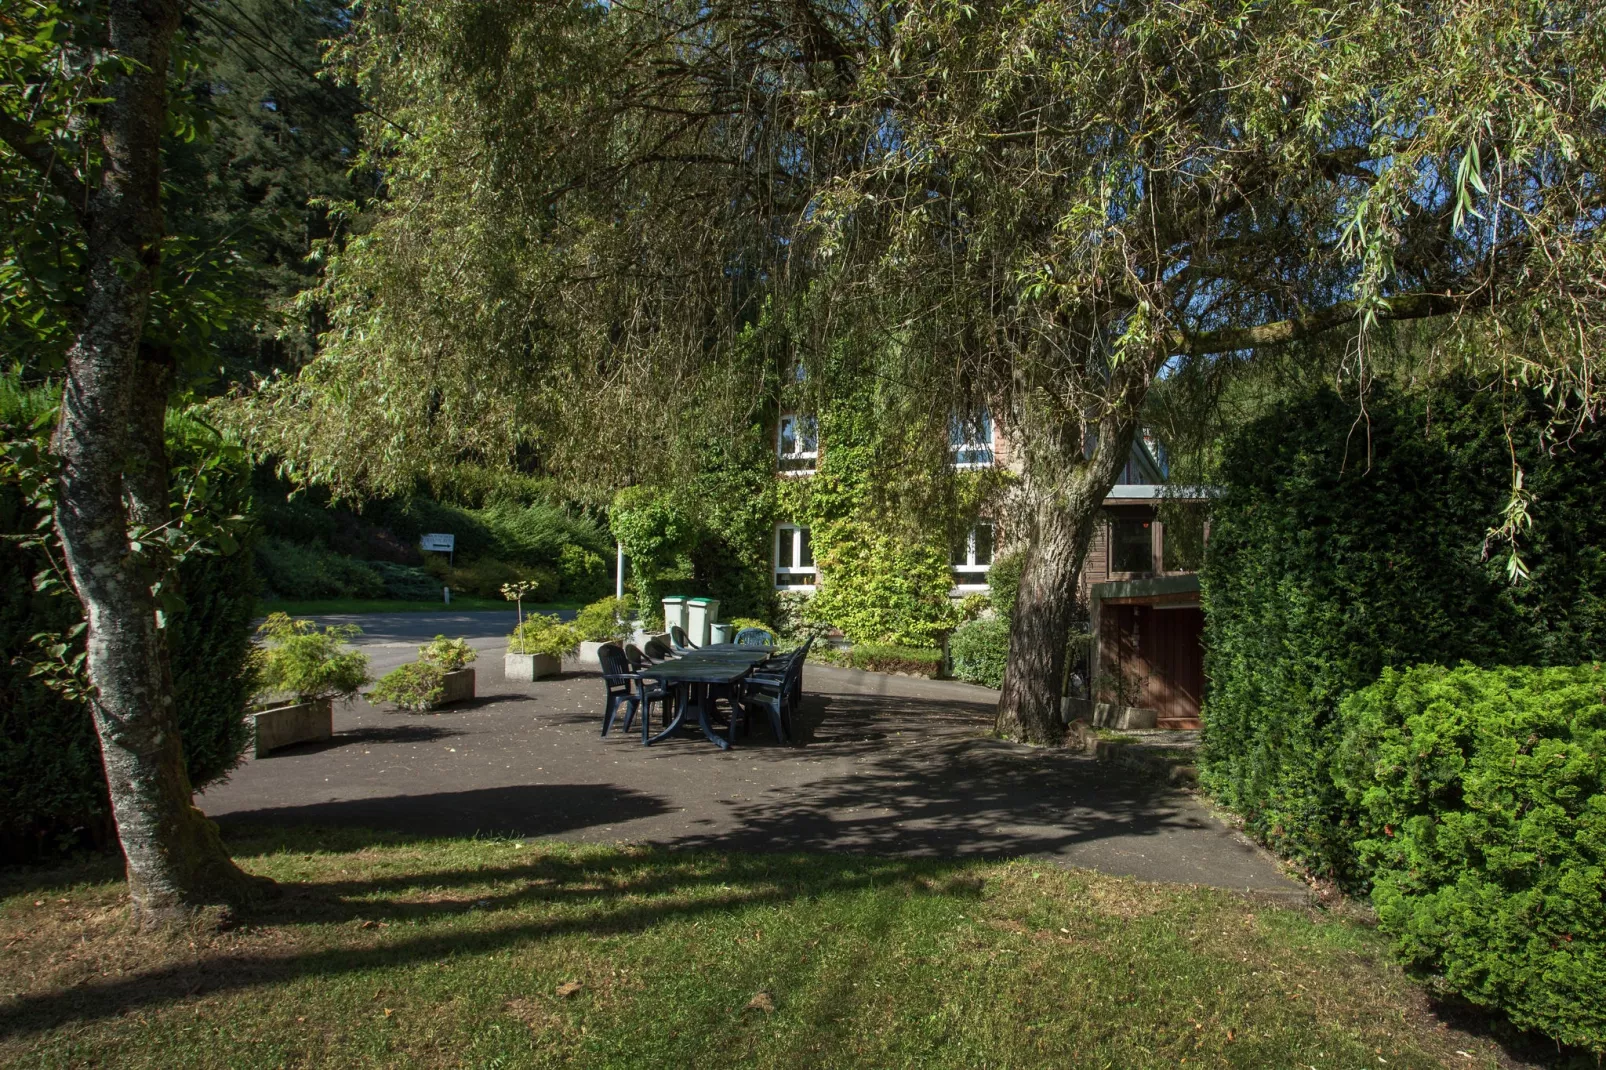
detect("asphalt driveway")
(207, 653), (1302, 898)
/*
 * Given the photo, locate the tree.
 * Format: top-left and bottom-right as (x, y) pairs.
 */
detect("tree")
(806, 0), (1606, 741)
(0, 1), (266, 925)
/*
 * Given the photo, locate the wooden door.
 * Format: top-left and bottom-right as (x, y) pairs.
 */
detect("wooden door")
(1149, 607), (1203, 724)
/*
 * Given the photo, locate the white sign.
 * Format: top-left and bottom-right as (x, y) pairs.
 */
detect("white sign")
(419, 533), (456, 553)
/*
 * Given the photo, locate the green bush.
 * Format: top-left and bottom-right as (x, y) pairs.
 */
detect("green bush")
(254, 613), (371, 704)
(814, 642), (943, 677)
(986, 550), (1025, 621)
(419, 635), (477, 672)
(773, 591), (830, 642)
(254, 537), (385, 600)
(574, 597), (633, 643)
(1333, 663), (1606, 1053)
(558, 543), (608, 601)
(950, 615), (1011, 688)
(1200, 381), (1606, 880)
(368, 662), (446, 711)
(2, 395), (260, 858)
(508, 613), (581, 658)
(367, 560), (440, 601)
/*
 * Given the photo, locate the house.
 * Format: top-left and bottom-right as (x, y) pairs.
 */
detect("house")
(772, 408), (1208, 728)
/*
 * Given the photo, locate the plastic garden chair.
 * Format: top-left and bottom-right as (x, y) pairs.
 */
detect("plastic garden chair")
(669, 624), (697, 652)
(598, 642), (672, 738)
(734, 627), (776, 647)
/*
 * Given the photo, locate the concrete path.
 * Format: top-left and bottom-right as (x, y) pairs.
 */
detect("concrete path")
(297, 609), (571, 675)
(210, 651), (1302, 897)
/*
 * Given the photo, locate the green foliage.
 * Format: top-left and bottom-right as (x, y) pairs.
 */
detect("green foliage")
(254, 537), (385, 600)
(254, 613), (371, 705)
(508, 614), (581, 658)
(2, 398), (260, 857)
(1200, 382), (1606, 880)
(611, 487), (696, 627)
(558, 543), (608, 601)
(419, 636), (477, 673)
(368, 662), (446, 712)
(726, 617), (773, 635)
(806, 520), (956, 648)
(1332, 664), (1606, 1053)
(814, 643), (943, 677)
(366, 560), (440, 601)
(574, 597), (634, 643)
(950, 616), (1011, 689)
(985, 551), (1025, 622)
(773, 591), (829, 643)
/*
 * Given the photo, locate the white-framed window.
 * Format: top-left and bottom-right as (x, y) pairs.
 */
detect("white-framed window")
(950, 409), (994, 468)
(777, 414), (818, 474)
(951, 522), (994, 589)
(775, 524), (816, 588)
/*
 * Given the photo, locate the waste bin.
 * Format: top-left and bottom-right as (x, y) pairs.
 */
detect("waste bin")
(686, 597), (720, 648)
(709, 622), (734, 645)
(661, 596), (688, 637)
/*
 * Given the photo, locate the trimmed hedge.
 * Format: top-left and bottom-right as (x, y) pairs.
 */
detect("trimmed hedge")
(1200, 382), (1606, 881)
(813, 642), (943, 677)
(1334, 664), (1606, 1053)
(2, 406), (259, 859)
(950, 615), (1011, 688)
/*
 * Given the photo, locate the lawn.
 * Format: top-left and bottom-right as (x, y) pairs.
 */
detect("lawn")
(256, 598), (580, 616)
(0, 828), (1523, 1069)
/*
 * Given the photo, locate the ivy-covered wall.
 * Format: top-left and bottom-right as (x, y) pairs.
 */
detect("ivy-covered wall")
(611, 385), (1010, 649)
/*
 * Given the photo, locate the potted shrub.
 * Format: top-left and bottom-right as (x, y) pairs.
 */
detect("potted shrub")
(369, 635), (479, 711)
(506, 613), (579, 681)
(571, 596), (634, 669)
(252, 613), (371, 756)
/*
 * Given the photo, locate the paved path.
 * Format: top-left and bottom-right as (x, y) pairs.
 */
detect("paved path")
(297, 609), (571, 675)
(211, 653), (1302, 897)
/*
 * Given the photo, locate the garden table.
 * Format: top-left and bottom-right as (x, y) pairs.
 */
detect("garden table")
(636, 648), (774, 749)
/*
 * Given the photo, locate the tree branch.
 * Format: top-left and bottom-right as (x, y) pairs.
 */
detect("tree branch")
(1174, 292), (1465, 355)
(0, 110), (89, 221)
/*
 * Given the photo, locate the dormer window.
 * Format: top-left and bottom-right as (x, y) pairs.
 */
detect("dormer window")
(950, 409), (994, 468)
(778, 414), (818, 474)
(952, 523), (994, 589)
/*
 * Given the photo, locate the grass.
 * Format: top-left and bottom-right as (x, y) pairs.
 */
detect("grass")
(0, 827), (1534, 1069)
(256, 598), (580, 616)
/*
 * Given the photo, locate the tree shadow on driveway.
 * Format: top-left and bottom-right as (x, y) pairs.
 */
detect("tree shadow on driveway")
(215, 783), (672, 840)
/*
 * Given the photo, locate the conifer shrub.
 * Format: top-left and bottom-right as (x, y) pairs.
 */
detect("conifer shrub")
(1200, 381), (1606, 881)
(1333, 663), (1606, 1053)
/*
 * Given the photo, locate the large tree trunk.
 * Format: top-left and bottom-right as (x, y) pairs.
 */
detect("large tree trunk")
(995, 408), (1141, 744)
(52, 0), (262, 929)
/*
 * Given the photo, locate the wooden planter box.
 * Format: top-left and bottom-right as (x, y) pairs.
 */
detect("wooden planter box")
(439, 667), (475, 705)
(505, 652), (561, 681)
(253, 697), (333, 758)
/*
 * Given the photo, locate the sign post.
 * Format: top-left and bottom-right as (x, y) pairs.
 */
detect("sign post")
(420, 532), (456, 566)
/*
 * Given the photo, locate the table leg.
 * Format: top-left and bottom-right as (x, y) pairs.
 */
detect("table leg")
(645, 684), (689, 745)
(693, 682), (731, 750)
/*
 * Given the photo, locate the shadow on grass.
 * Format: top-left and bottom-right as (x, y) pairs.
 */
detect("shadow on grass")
(0, 826), (979, 1042)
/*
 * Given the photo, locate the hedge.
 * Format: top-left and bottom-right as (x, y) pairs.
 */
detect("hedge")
(1333, 664), (1606, 1053)
(1199, 381), (1606, 881)
(2, 401), (259, 860)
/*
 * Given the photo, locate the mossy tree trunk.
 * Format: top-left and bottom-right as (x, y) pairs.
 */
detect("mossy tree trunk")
(48, 0), (264, 929)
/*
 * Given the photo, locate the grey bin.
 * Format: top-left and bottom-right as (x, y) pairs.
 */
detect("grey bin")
(686, 597), (719, 648)
(661, 595), (688, 635)
(709, 622), (734, 645)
